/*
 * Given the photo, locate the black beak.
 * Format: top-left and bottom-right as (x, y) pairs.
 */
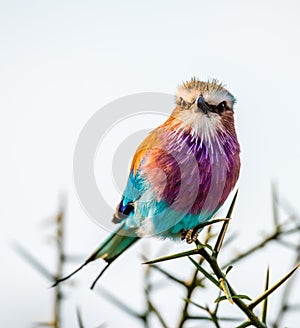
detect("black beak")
(196, 96), (211, 114)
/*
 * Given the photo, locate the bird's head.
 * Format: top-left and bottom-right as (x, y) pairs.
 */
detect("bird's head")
(170, 78), (237, 140)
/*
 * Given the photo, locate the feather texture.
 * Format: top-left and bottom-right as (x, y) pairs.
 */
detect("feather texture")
(53, 78), (241, 288)
(115, 80), (240, 239)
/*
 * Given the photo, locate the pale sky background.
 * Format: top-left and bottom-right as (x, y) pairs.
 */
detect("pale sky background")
(1, 1), (300, 327)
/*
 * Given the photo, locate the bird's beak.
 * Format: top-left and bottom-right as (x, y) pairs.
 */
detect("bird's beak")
(196, 96), (211, 115)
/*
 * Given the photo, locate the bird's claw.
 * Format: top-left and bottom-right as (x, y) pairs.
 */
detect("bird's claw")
(181, 228), (199, 244)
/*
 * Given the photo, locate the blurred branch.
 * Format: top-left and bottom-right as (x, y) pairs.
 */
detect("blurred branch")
(76, 307), (84, 328)
(222, 215), (299, 269)
(272, 183), (279, 227)
(186, 299), (243, 325)
(272, 244), (300, 328)
(16, 184), (300, 328)
(53, 206), (65, 328)
(144, 264), (169, 328)
(141, 255), (187, 287)
(95, 264), (169, 327)
(13, 196), (68, 328)
(12, 241), (55, 281)
(96, 287), (145, 321)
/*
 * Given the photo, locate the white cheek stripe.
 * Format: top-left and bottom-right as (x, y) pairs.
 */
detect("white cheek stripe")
(175, 110), (224, 153)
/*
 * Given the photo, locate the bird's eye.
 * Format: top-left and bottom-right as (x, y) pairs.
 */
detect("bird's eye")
(216, 101), (227, 113)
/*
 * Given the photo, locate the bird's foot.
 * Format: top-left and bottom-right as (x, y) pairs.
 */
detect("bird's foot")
(181, 228), (199, 244)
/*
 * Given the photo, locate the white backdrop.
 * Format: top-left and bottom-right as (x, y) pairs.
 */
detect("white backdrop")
(1, 1), (300, 327)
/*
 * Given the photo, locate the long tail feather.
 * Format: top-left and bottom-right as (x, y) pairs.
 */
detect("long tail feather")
(51, 262), (87, 287)
(51, 223), (139, 288)
(90, 262), (112, 290)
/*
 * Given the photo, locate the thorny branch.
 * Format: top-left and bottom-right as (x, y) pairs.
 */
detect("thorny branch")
(141, 189), (300, 328)
(14, 187), (300, 328)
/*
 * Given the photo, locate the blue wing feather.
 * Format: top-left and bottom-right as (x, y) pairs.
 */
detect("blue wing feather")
(113, 162), (149, 223)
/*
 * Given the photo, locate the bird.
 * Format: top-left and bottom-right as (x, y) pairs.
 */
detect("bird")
(53, 77), (240, 289)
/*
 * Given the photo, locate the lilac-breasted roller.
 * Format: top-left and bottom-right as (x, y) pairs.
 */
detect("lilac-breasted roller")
(53, 78), (240, 288)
